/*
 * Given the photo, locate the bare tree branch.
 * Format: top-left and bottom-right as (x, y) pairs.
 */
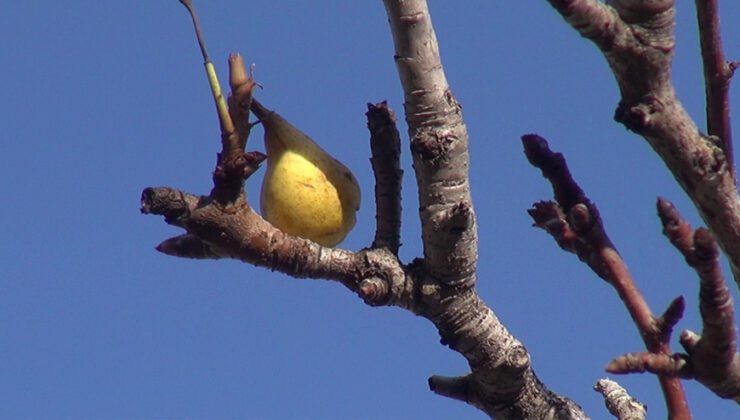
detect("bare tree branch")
(657, 200), (740, 401)
(546, 0), (740, 289)
(383, 0), (476, 288)
(608, 200), (740, 402)
(523, 134), (690, 418)
(607, 351), (691, 377)
(144, 7), (591, 415)
(140, 0), (740, 416)
(695, 0), (736, 179)
(379, 1), (589, 417)
(366, 102), (403, 254)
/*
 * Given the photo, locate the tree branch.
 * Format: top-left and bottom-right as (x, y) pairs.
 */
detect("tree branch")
(523, 134), (690, 418)
(366, 102), (403, 254)
(140, 50), (414, 306)
(657, 200), (740, 402)
(383, 0), (476, 288)
(695, 0), (736, 179)
(546, 0), (740, 288)
(380, 1), (587, 417)
(607, 201), (740, 402)
(141, 1), (736, 417)
(140, 186), (413, 305)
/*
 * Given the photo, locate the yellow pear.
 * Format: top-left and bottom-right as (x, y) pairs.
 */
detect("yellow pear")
(254, 102), (361, 247)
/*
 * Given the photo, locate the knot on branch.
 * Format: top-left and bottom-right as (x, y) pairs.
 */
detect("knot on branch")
(140, 187), (196, 223)
(692, 136), (729, 182)
(504, 344), (530, 374)
(448, 202), (475, 236)
(569, 203), (595, 234)
(411, 130), (455, 164)
(427, 202), (476, 242)
(614, 95), (665, 133)
(358, 277), (390, 306)
(213, 150), (267, 182)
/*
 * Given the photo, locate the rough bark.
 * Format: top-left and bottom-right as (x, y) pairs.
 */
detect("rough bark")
(547, 0), (740, 288)
(141, 0), (740, 417)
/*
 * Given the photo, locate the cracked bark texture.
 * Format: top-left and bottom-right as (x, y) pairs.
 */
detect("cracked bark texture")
(383, 1), (587, 417)
(141, 0), (740, 418)
(144, 1), (590, 417)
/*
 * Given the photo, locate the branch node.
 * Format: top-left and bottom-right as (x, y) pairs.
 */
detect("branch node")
(614, 97), (663, 133)
(140, 187), (195, 224)
(569, 203), (593, 233)
(505, 344), (531, 373)
(421, 282), (441, 300)
(655, 295), (685, 339)
(693, 228), (719, 261)
(358, 277), (390, 306)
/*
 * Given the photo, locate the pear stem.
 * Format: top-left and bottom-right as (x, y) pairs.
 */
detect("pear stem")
(179, 0), (234, 134)
(249, 98), (271, 121)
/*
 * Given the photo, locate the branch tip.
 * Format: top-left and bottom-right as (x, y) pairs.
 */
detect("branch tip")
(522, 134), (586, 210)
(657, 295), (685, 336)
(656, 196), (677, 225)
(358, 278), (390, 306)
(156, 234), (221, 259)
(428, 374), (472, 403)
(679, 329), (701, 352)
(606, 352), (689, 377)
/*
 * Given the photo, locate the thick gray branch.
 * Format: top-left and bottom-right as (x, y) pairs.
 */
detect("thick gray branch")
(383, 0), (477, 288)
(383, 1), (588, 418)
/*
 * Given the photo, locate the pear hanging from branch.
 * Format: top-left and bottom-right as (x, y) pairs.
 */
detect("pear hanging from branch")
(179, 0), (360, 247)
(253, 101), (361, 247)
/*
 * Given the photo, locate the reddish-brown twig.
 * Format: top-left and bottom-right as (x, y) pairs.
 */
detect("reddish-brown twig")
(695, 0), (737, 179)
(657, 199), (740, 401)
(523, 134), (689, 418)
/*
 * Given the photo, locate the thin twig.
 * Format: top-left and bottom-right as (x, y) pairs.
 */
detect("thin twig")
(523, 134), (690, 418)
(695, 0), (736, 179)
(657, 200), (740, 401)
(366, 102), (403, 254)
(547, 0), (740, 290)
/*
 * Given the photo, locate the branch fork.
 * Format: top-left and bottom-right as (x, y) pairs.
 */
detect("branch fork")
(523, 133), (690, 417)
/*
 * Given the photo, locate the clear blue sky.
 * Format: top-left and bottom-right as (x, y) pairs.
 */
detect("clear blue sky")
(2, 1), (739, 418)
